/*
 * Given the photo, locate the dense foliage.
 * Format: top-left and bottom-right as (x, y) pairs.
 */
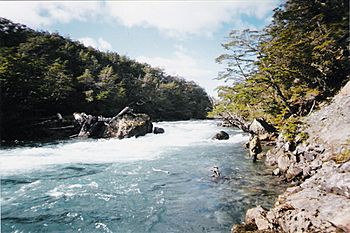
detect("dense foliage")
(0, 18), (212, 140)
(212, 0), (349, 140)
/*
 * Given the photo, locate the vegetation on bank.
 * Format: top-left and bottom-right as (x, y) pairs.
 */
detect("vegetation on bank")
(0, 18), (212, 140)
(211, 0), (349, 141)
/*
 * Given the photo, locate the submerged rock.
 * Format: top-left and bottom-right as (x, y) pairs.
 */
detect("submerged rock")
(213, 131), (229, 140)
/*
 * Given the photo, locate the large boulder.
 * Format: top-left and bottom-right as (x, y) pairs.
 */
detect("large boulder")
(212, 131), (229, 140)
(75, 110), (153, 139)
(249, 118), (277, 141)
(105, 113), (153, 139)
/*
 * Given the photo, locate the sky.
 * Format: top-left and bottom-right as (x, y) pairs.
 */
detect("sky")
(0, 0), (281, 97)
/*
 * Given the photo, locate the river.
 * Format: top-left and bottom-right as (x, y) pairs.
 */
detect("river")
(1, 120), (285, 233)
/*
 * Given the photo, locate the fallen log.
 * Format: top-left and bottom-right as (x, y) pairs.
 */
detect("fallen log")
(108, 106), (133, 124)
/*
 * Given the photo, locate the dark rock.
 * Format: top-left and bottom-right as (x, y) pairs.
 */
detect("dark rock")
(153, 127), (165, 134)
(210, 166), (221, 178)
(212, 131), (229, 140)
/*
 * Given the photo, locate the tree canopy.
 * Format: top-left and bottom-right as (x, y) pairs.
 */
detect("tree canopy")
(212, 0), (349, 140)
(0, 18), (212, 140)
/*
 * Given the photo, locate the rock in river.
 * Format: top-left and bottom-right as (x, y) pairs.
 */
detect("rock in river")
(213, 131), (229, 140)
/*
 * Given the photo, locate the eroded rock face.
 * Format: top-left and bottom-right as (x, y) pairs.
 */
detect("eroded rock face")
(213, 131), (229, 140)
(238, 161), (350, 233)
(306, 81), (350, 155)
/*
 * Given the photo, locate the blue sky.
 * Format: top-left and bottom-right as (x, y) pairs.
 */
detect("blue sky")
(0, 1), (280, 97)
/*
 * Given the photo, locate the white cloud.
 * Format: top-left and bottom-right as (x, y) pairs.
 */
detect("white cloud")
(0, 1), (102, 28)
(105, 1), (279, 37)
(78, 37), (112, 51)
(137, 46), (220, 96)
(0, 1), (279, 37)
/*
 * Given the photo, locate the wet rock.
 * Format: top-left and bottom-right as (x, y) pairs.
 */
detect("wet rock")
(231, 223), (258, 233)
(212, 131), (229, 140)
(153, 127), (165, 134)
(249, 135), (262, 161)
(105, 113), (153, 139)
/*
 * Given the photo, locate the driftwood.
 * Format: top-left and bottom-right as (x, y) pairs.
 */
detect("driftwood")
(108, 106), (133, 124)
(48, 125), (75, 130)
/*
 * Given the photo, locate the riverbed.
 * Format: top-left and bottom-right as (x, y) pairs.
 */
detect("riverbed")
(1, 120), (285, 232)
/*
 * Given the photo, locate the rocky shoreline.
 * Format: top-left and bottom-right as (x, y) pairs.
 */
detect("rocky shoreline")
(231, 81), (350, 232)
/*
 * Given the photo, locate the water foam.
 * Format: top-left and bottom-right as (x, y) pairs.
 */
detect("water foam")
(0, 120), (248, 175)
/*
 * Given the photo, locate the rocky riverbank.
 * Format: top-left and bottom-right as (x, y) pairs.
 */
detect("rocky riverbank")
(232, 81), (350, 232)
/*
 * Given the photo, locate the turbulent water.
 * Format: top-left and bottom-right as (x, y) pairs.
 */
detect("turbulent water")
(1, 120), (285, 233)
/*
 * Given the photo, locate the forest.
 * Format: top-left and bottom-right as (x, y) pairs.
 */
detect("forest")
(211, 0), (349, 141)
(0, 18), (212, 140)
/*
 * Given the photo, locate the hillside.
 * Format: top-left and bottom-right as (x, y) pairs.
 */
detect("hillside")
(234, 81), (350, 232)
(0, 18), (212, 141)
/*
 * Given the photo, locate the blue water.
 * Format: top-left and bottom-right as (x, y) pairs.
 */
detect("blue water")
(1, 120), (285, 233)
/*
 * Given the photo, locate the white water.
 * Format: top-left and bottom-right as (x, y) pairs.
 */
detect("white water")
(0, 120), (248, 175)
(2, 120), (286, 233)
